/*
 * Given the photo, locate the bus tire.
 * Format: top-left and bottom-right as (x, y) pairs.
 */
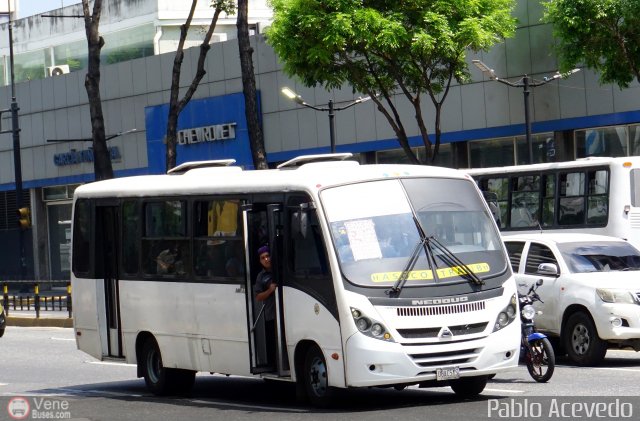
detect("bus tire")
(141, 338), (171, 395)
(140, 338), (196, 396)
(564, 312), (607, 366)
(449, 376), (488, 398)
(303, 345), (334, 407)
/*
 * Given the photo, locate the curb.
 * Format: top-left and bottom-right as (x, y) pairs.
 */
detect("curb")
(6, 315), (73, 328)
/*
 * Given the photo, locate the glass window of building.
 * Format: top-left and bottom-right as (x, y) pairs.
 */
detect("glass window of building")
(376, 148), (419, 164)
(376, 144), (453, 166)
(469, 137), (515, 168)
(629, 124), (640, 156)
(516, 133), (556, 165)
(53, 39), (88, 72)
(101, 24), (155, 65)
(575, 126), (627, 158)
(416, 144), (454, 167)
(15, 49), (47, 83)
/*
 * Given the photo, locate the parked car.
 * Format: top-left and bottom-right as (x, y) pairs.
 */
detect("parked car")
(0, 301), (6, 337)
(503, 233), (640, 366)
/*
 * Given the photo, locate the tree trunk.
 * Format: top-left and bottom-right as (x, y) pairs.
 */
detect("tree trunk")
(82, 0), (113, 180)
(237, 0), (268, 169)
(165, 1), (231, 172)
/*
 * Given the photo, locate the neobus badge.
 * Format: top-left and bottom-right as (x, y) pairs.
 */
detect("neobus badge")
(411, 296), (470, 306)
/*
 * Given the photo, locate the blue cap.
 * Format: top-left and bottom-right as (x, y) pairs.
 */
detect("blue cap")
(257, 245), (270, 256)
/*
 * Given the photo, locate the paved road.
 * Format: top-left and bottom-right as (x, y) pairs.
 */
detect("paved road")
(2, 326), (640, 420)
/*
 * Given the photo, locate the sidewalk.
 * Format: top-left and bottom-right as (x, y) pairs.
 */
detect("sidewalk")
(4, 309), (73, 328)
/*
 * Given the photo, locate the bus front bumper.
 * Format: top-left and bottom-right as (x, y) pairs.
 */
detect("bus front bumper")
(344, 321), (519, 388)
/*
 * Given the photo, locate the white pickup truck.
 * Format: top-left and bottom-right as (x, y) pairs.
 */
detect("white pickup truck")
(503, 233), (640, 366)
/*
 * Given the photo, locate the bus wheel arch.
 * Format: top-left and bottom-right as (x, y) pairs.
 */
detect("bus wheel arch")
(137, 333), (195, 396)
(294, 341), (335, 406)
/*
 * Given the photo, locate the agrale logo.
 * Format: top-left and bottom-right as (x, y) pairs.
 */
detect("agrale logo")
(7, 396), (30, 420)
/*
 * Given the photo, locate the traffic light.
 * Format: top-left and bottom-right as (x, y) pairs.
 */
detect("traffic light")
(17, 207), (31, 229)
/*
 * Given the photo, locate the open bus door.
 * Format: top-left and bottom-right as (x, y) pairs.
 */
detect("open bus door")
(95, 203), (123, 358)
(245, 202), (290, 377)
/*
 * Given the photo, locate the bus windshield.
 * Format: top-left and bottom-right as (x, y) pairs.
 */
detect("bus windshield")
(322, 177), (506, 288)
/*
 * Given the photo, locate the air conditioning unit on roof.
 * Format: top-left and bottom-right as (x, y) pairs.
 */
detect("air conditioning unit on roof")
(47, 65), (70, 77)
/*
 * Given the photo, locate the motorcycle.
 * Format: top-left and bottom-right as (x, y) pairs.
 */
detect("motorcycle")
(520, 279), (555, 382)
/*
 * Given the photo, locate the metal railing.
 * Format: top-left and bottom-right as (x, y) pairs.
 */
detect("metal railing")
(2, 280), (72, 318)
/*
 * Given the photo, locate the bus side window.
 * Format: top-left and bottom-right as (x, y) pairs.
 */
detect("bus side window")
(290, 210), (328, 277)
(72, 199), (92, 276)
(121, 200), (139, 275)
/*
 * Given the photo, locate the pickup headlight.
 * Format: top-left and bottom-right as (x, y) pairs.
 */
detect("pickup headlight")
(596, 288), (638, 304)
(351, 307), (394, 342)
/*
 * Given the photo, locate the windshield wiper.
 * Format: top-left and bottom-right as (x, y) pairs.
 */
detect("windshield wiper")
(387, 237), (430, 297)
(427, 236), (485, 286)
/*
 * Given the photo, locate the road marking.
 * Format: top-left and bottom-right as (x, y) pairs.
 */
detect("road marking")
(36, 388), (143, 398)
(484, 388), (525, 394)
(190, 399), (308, 413)
(0, 383), (7, 387)
(592, 367), (640, 373)
(50, 337), (75, 341)
(86, 361), (136, 367)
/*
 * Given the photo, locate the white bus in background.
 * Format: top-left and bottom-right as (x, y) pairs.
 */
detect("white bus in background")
(465, 157), (640, 249)
(71, 153), (519, 406)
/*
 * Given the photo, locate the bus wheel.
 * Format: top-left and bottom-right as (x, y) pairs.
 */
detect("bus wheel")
(303, 346), (334, 407)
(140, 338), (195, 396)
(449, 376), (488, 398)
(141, 338), (171, 395)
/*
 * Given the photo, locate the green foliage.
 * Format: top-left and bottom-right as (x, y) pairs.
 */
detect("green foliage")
(267, 0), (516, 162)
(16, 65), (45, 82)
(543, 0), (640, 88)
(66, 58), (83, 71)
(211, 0), (237, 14)
(268, 0), (515, 91)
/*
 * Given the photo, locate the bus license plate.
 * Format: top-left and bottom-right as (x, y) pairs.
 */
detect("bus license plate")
(436, 367), (460, 381)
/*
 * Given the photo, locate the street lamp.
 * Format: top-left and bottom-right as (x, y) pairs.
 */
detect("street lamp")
(0, 0), (26, 279)
(281, 87), (371, 153)
(472, 59), (580, 164)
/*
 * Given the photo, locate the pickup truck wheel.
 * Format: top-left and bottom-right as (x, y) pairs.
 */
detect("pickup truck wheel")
(564, 312), (607, 366)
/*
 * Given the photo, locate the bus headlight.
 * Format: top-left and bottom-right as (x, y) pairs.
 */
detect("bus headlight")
(356, 317), (370, 331)
(492, 294), (518, 332)
(350, 307), (394, 342)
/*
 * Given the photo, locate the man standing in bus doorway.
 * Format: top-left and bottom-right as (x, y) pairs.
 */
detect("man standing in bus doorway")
(254, 245), (277, 366)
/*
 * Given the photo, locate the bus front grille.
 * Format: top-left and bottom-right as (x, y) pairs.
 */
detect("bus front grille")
(409, 348), (481, 368)
(397, 322), (488, 339)
(396, 301), (485, 317)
